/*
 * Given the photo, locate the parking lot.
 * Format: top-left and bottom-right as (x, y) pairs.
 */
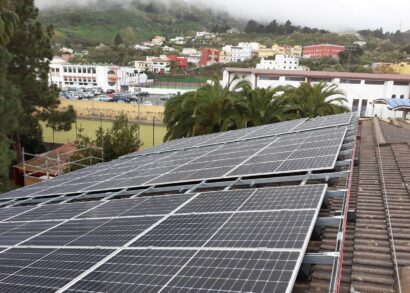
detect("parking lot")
(60, 89), (170, 107)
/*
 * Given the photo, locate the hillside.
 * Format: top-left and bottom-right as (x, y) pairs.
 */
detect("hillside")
(39, 0), (240, 45)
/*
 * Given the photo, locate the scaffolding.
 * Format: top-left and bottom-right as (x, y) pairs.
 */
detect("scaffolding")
(21, 145), (104, 185)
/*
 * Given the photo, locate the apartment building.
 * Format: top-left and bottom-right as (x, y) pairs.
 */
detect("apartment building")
(256, 55), (306, 70)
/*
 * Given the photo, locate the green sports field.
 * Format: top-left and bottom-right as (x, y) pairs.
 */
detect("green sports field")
(41, 119), (167, 149)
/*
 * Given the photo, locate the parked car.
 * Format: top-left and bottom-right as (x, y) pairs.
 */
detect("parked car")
(110, 94), (130, 103)
(94, 95), (111, 102)
(139, 91), (150, 97)
(143, 101), (153, 106)
(106, 89), (115, 95)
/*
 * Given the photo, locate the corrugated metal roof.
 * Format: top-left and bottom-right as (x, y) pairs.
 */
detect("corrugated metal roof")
(373, 98), (410, 111)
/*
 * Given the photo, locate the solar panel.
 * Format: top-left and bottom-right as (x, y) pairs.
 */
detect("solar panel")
(0, 248), (111, 292)
(0, 183), (328, 293)
(24, 217), (161, 247)
(120, 113), (352, 159)
(78, 194), (192, 219)
(0, 114), (353, 201)
(162, 250), (299, 293)
(6, 202), (102, 222)
(0, 221), (61, 246)
(65, 249), (197, 293)
(0, 113), (358, 292)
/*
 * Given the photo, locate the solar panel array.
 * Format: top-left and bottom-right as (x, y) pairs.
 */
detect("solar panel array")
(124, 112), (352, 157)
(0, 113), (357, 293)
(0, 113), (353, 201)
(0, 184), (327, 293)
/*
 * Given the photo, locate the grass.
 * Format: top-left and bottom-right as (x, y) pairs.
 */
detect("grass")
(41, 119), (167, 149)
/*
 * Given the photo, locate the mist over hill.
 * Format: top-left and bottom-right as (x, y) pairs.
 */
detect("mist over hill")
(38, 0), (241, 45)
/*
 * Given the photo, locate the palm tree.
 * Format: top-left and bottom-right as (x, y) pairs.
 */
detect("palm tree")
(188, 77), (236, 135)
(228, 82), (296, 128)
(163, 91), (196, 141)
(285, 81), (349, 118)
(0, 0), (18, 46)
(163, 76), (240, 140)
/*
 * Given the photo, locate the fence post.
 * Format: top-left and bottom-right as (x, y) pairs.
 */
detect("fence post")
(22, 147), (26, 183)
(57, 151), (61, 176)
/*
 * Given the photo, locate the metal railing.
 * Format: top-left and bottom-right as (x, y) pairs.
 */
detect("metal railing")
(22, 145), (104, 182)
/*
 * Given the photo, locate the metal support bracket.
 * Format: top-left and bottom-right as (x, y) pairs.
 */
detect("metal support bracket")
(303, 252), (340, 265)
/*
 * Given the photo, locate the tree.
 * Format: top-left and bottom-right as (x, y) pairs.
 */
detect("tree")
(96, 113), (141, 161)
(339, 44), (363, 65)
(266, 20), (278, 34)
(6, 0), (76, 159)
(0, 48), (20, 192)
(285, 82), (349, 117)
(0, 0), (18, 45)
(244, 20), (258, 33)
(114, 33), (124, 46)
(234, 82), (296, 127)
(163, 77), (238, 139)
(163, 92), (196, 141)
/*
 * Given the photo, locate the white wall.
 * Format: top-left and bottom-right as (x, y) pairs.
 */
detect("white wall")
(222, 69), (410, 118)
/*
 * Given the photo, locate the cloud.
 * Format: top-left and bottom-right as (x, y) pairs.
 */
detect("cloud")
(35, 0), (410, 32)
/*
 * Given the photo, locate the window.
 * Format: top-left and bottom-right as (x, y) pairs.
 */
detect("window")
(340, 79), (361, 84)
(87, 68), (91, 74)
(68, 67), (72, 73)
(352, 99), (359, 112)
(364, 80), (385, 85)
(56, 68), (60, 73)
(285, 76), (305, 82)
(360, 99), (368, 118)
(392, 94), (396, 99)
(394, 81), (409, 86)
(78, 68), (82, 73)
(92, 68), (96, 74)
(259, 76), (279, 81)
(400, 95), (405, 99)
(310, 78), (332, 83)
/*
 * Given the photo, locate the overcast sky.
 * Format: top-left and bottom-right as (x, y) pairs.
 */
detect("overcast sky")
(35, 0), (410, 32)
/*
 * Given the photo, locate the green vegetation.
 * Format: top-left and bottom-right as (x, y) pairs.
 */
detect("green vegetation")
(163, 77), (348, 140)
(41, 119), (166, 149)
(244, 19), (328, 34)
(39, 1), (239, 46)
(0, 0), (75, 192)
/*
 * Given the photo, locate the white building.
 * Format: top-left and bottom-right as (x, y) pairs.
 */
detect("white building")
(196, 31), (210, 38)
(222, 45), (252, 62)
(256, 55), (307, 71)
(170, 37), (186, 45)
(181, 48), (201, 64)
(48, 58), (148, 92)
(238, 42), (260, 52)
(151, 36), (166, 46)
(162, 46), (176, 52)
(222, 67), (410, 118)
(181, 48), (198, 55)
(135, 44), (150, 51)
(134, 56), (171, 74)
(195, 31), (215, 39)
